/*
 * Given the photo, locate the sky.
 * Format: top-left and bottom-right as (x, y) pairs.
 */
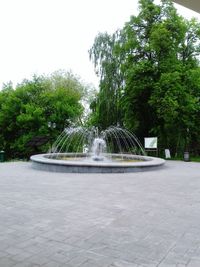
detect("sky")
(0, 0), (200, 89)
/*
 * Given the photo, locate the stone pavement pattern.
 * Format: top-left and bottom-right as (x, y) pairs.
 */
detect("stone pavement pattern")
(0, 161), (200, 267)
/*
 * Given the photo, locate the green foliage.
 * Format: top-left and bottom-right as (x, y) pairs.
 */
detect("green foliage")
(0, 70), (86, 159)
(89, 32), (124, 129)
(89, 0), (200, 156)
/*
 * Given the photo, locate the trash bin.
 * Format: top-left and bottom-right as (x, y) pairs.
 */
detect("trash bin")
(184, 151), (190, 162)
(0, 151), (5, 162)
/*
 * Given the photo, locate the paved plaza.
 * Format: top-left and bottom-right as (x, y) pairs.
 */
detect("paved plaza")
(0, 161), (200, 267)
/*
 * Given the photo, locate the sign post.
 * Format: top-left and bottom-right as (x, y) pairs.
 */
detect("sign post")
(144, 137), (158, 156)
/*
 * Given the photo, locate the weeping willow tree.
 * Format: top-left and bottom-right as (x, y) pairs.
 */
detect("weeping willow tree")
(89, 32), (125, 130)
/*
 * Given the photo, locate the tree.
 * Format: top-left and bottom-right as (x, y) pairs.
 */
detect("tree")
(89, 32), (124, 129)
(89, 0), (200, 156)
(0, 70), (86, 159)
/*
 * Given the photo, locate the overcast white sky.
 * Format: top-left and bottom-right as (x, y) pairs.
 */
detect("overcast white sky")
(0, 0), (200, 89)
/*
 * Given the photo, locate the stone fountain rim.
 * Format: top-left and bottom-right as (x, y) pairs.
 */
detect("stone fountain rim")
(30, 153), (165, 173)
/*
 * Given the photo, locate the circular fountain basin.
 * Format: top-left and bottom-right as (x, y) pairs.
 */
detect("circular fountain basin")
(30, 153), (165, 173)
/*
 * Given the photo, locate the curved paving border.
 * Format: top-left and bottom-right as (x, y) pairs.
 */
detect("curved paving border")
(30, 153), (165, 173)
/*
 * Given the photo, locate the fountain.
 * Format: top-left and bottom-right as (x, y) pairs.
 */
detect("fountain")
(91, 138), (106, 161)
(31, 126), (165, 173)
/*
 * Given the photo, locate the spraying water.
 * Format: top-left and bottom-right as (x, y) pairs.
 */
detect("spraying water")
(50, 126), (145, 162)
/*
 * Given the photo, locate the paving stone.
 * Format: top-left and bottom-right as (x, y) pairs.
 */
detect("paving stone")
(187, 259), (200, 267)
(11, 251), (33, 262)
(0, 161), (200, 266)
(78, 258), (103, 267)
(66, 255), (90, 266)
(157, 264), (177, 267)
(0, 256), (18, 267)
(42, 261), (62, 267)
(48, 252), (70, 264)
(109, 260), (139, 266)
(13, 263), (40, 267)
(5, 247), (25, 256)
(24, 254), (50, 265)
